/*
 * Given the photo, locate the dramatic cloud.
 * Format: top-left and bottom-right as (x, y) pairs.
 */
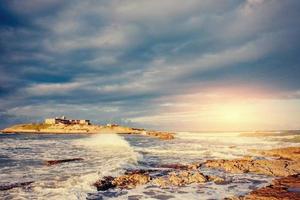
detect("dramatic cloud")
(0, 0), (299, 130)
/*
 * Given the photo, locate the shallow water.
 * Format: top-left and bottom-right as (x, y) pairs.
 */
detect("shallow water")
(0, 132), (299, 199)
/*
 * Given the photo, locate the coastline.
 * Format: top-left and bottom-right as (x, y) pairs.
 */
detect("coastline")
(0, 123), (175, 140)
(91, 146), (300, 199)
(0, 131), (299, 199)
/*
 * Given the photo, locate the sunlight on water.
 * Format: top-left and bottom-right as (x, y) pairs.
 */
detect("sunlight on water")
(1, 132), (299, 199)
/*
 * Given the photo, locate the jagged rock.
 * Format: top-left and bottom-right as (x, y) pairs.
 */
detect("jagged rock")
(45, 158), (84, 166)
(252, 147), (300, 161)
(145, 131), (175, 140)
(94, 167), (224, 190)
(112, 173), (150, 189)
(0, 181), (34, 191)
(236, 174), (300, 200)
(208, 175), (228, 184)
(93, 176), (115, 191)
(124, 169), (162, 175)
(205, 158), (300, 177)
(158, 163), (200, 170)
(94, 173), (150, 191)
(152, 170), (207, 188)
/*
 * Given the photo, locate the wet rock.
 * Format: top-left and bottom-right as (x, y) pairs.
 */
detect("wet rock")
(0, 181), (34, 191)
(145, 131), (175, 140)
(205, 158), (300, 177)
(45, 158), (84, 166)
(125, 168), (172, 179)
(113, 173), (150, 189)
(208, 175), (228, 184)
(158, 163), (200, 170)
(94, 167), (224, 191)
(152, 170), (207, 188)
(124, 169), (163, 175)
(93, 176), (115, 191)
(236, 174), (300, 200)
(94, 173), (150, 191)
(252, 147), (300, 161)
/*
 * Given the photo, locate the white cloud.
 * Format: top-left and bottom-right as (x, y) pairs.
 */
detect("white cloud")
(25, 82), (84, 96)
(45, 24), (140, 52)
(1, 0), (300, 130)
(138, 33), (277, 85)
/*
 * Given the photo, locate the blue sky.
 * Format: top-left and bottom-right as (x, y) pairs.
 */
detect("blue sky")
(0, 0), (300, 131)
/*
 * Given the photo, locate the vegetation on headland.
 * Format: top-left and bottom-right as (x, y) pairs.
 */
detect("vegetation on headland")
(10, 123), (52, 131)
(0, 122), (175, 140)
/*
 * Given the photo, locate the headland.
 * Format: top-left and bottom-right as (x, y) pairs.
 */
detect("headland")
(0, 116), (174, 140)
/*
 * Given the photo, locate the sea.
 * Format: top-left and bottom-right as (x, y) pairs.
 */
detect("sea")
(0, 131), (299, 200)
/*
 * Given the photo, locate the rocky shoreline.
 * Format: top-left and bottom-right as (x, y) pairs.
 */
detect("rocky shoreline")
(230, 174), (300, 200)
(1, 126), (299, 198)
(2, 147), (299, 199)
(93, 163), (226, 191)
(204, 147), (300, 177)
(91, 146), (300, 199)
(0, 123), (175, 140)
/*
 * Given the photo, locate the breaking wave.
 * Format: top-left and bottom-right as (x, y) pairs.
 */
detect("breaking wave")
(0, 133), (141, 200)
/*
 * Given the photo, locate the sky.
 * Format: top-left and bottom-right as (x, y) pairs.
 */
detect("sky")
(0, 0), (300, 131)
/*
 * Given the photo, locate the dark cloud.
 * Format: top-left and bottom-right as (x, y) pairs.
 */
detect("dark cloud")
(0, 0), (300, 129)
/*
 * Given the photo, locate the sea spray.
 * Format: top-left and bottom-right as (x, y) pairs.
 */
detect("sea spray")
(0, 132), (293, 200)
(73, 133), (134, 149)
(73, 133), (142, 171)
(67, 134), (142, 199)
(30, 134), (143, 200)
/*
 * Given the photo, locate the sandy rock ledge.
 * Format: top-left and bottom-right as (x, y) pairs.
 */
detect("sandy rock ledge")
(227, 174), (300, 200)
(94, 163), (225, 191)
(204, 147), (300, 177)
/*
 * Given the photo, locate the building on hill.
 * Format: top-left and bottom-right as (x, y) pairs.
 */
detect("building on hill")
(45, 116), (91, 125)
(106, 123), (119, 128)
(44, 118), (56, 125)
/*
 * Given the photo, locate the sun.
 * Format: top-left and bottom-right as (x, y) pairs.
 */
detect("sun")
(223, 110), (242, 122)
(218, 104), (248, 124)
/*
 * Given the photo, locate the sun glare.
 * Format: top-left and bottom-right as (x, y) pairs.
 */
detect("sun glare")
(223, 110), (242, 122)
(217, 104), (251, 124)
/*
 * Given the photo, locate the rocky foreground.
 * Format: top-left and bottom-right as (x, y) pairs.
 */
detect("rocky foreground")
(205, 147), (300, 177)
(0, 123), (174, 140)
(231, 174), (300, 200)
(1, 144), (299, 198)
(92, 147), (300, 199)
(93, 163), (226, 191)
(206, 147), (300, 199)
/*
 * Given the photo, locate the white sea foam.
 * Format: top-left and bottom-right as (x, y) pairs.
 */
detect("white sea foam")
(0, 133), (140, 200)
(73, 133), (132, 149)
(1, 131), (299, 200)
(72, 133), (142, 168)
